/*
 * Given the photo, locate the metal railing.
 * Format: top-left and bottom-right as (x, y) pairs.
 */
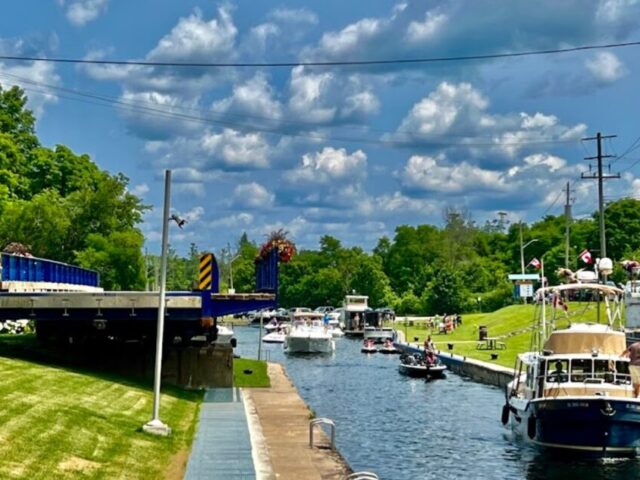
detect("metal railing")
(309, 417), (335, 450)
(346, 473), (379, 480)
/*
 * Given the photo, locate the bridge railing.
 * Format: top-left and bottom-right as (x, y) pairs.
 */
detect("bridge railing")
(1, 254), (100, 287)
(255, 249), (278, 293)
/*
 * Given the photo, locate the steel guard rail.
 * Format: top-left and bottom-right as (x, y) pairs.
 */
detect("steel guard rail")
(0, 253), (99, 287)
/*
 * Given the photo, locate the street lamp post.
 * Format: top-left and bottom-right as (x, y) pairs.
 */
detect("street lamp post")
(143, 170), (173, 437)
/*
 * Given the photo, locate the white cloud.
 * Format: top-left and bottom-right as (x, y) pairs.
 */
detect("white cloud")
(247, 23), (281, 52)
(406, 11), (447, 43)
(391, 82), (586, 158)
(129, 183), (150, 197)
(585, 52), (626, 83)
(287, 67), (380, 124)
(401, 154), (503, 194)
(147, 5), (237, 63)
(316, 17), (384, 57)
(395, 82), (489, 137)
(207, 213), (254, 229)
(596, 0), (640, 22)
(212, 73), (282, 121)
(269, 7), (318, 25)
(60, 0), (109, 26)
(522, 153), (566, 172)
(0, 37), (60, 116)
(284, 147), (367, 184)
(288, 66), (337, 123)
(201, 129), (271, 169)
(232, 182), (275, 208)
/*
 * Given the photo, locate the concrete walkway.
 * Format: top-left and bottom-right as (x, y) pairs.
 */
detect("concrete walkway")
(243, 363), (352, 480)
(184, 388), (256, 480)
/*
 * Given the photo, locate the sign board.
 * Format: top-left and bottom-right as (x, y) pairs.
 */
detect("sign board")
(519, 283), (534, 298)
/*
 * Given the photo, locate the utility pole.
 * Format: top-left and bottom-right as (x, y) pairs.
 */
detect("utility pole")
(563, 182), (574, 269)
(581, 132), (619, 260)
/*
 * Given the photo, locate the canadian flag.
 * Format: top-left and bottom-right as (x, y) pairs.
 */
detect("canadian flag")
(527, 257), (541, 269)
(579, 249), (592, 264)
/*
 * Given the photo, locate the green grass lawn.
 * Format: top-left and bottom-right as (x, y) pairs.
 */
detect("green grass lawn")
(398, 302), (608, 368)
(0, 337), (202, 479)
(233, 358), (270, 388)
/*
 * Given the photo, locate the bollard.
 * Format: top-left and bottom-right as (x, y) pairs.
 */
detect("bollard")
(309, 418), (335, 450)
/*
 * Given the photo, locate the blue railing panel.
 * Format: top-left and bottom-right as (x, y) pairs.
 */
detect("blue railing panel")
(0, 254), (99, 287)
(255, 249), (278, 293)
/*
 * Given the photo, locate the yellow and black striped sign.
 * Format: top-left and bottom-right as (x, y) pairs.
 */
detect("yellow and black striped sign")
(199, 253), (214, 290)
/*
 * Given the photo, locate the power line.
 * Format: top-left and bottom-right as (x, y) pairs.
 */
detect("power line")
(613, 135), (640, 166)
(542, 189), (565, 217)
(1, 40), (640, 68)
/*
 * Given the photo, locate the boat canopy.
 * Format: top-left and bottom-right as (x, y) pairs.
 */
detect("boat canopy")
(536, 282), (623, 296)
(543, 324), (626, 355)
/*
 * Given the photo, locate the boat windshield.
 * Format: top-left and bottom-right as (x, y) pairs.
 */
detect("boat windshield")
(537, 357), (631, 386)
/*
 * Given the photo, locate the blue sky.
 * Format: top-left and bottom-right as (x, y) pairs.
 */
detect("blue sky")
(1, 0), (640, 255)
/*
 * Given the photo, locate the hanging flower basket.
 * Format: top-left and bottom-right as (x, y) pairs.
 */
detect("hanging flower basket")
(256, 229), (296, 263)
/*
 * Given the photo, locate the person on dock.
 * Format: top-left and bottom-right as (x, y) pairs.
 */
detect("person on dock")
(424, 335), (435, 355)
(622, 342), (640, 397)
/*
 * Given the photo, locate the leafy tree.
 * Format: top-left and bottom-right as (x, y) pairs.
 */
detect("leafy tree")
(422, 268), (466, 315)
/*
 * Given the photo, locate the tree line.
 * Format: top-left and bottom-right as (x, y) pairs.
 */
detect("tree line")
(4, 84), (640, 314)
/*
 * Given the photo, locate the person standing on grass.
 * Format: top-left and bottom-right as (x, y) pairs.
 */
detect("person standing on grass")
(622, 341), (640, 397)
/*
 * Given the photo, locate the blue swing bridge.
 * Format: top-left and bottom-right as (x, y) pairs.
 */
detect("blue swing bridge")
(0, 250), (279, 344)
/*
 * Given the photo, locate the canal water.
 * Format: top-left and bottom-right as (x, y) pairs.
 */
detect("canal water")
(234, 327), (640, 480)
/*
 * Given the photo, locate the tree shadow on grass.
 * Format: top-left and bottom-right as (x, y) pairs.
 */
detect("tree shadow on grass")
(0, 334), (201, 402)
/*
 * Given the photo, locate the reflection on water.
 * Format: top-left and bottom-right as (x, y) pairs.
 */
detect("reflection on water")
(234, 327), (640, 480)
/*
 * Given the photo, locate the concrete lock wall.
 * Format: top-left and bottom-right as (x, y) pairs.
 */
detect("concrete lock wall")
(163, 344), (233, 388)
(436, 353), (514, 388)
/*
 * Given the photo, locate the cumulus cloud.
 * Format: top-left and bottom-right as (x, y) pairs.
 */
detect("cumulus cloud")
(212, 73), (282, 122)
(59, 0), (109, 26)
(400, 154), (504, 194)
(129, 183), (150, 197)
(390, 82), (586, 158)
(585, 52), (626, 83)
(269, 7), (318, 25)
(232, 182), (275, 209)
(147, 5), (237, 63)
(287, 67), (380, 124)
(0, 37), (60, 116)
(201, 129), (271, 169)
(406, 11), (447, 43)
(284, 147), (367, 184)
(398, 151), (576, 212)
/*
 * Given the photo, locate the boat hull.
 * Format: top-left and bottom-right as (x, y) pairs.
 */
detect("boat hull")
(398, 363), (446, 378)
(285, 336), (334, 354)
(509, 397), (640, 454)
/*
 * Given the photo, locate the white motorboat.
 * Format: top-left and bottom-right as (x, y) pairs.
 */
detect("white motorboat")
(504, 278), (640, 454)
(216, 324), (235, 344)
(262, 331), (286, 343)
(328, 326), (345, 337)
(285, 314), (335, 354)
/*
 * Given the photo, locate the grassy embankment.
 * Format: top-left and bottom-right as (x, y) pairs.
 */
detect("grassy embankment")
(0, 334), (201, 479)
(0, 334), (271, 479)
(399, 302), (605, 368)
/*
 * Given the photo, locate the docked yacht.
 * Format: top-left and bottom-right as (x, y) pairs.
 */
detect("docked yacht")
(284, 313), (335, 354)
(504, 280), (640, 454)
